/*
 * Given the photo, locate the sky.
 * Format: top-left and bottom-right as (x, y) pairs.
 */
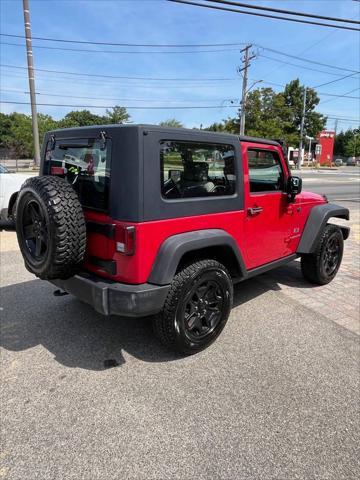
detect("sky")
(0, 0), (359, 132)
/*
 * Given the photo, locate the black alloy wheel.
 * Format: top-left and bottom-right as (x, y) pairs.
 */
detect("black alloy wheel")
(153, 259), (233, 355)
(301, 224), (344, 285)
(184, 278), (224, 342)
(16, 176), (86, 280)
(21, 197), (49, 262)
(321, 234), (341, 277)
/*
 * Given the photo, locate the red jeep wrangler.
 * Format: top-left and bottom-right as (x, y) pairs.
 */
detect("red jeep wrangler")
(14, 125), (349, 354)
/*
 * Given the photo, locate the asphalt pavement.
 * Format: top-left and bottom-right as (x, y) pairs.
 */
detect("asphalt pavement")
(297, 167), (360, 202)
(1, 169), (359, 480)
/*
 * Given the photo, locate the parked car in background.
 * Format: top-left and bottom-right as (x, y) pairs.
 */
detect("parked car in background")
(0, 164), (29, 219)
(346, 157), (360, 166)
(334, 158), (343, 167)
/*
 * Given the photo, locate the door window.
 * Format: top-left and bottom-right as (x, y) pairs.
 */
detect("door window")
(247, 149), (284, 193)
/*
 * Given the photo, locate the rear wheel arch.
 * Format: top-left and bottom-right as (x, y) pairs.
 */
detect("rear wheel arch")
(8, 191), (19, 218)
(148, 229), (246, 285)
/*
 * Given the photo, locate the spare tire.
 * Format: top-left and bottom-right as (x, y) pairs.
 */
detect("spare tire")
(16, 175), (86, 280)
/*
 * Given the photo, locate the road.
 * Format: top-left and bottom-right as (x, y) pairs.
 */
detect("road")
(1, 169), (359, 480)
(298, 167), (360, 202)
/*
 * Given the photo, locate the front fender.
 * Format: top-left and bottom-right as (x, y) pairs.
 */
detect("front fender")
(297, 203), (349, 254)
(148, 229), (246, 285)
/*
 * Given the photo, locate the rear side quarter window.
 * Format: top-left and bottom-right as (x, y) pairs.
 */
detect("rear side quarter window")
(160, 140), (236, 199)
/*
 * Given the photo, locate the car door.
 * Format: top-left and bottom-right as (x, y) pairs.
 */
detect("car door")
(242, 143), (293, 269)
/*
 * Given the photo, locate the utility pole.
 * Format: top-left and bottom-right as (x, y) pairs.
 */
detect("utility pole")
(23, 0), (40, 166)
(239, 44), (256, 135)
(334, 118), (338, 135)
(298, 86), (307, 169)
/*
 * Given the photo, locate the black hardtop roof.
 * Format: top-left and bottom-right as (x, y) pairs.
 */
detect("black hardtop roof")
(49, 123), (280, 147)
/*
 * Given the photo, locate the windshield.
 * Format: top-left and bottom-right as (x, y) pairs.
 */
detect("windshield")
(0, 164), (10, 173)
(45, 138), (111, 211)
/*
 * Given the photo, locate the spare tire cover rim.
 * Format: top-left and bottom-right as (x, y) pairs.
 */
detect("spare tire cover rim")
(21, 197), (49, 261)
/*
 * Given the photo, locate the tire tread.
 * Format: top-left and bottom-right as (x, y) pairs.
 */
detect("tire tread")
(301, 224), (343, 285)
(153, 259), (232, 354)
(16, 175), (86, 280)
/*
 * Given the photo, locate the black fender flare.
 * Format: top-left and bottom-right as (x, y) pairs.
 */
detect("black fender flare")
(148, 229), (246, 285)
(8, 191), (19, 217)
(297, 203), (350, 254)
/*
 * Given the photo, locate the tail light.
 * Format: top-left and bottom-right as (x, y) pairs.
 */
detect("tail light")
(115, 225), (136, 255)
(51, 166), (65, 175)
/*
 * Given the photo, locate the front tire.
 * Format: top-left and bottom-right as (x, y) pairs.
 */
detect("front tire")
(153, 259), (233, 355)
(301, 224), (344, 285)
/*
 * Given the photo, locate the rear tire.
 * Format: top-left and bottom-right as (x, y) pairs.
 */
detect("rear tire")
(16, 176), (86, 280)
(153, 259), (233, 355)
(301, 224), (343, 285)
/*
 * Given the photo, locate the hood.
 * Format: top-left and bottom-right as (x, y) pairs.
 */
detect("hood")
(295, 190), (327, 205)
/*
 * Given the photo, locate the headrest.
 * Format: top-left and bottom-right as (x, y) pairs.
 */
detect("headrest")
(183, 162), (209, 182)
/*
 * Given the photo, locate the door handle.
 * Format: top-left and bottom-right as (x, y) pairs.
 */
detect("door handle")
(247, 206), (263, 216)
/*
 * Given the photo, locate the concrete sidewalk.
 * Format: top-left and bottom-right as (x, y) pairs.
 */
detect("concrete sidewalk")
(258, 203), (360, 335)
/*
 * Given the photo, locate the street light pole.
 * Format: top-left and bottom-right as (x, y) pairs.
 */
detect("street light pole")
(298, 86), (307, 170)
(23, 0), (40, 166)
(306, 135), (314, 166)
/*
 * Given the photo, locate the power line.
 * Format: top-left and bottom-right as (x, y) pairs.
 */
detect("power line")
(2, 87), (359, 102)
(203, 0), (360, 25)
(0, 33), (245, 48)
(326, 117), (360, 122)
(257, 29), (338, 82)
(1, 34), (357, 74)
(248, 79), (360, 99)
(0, 72), (227, 89)
(258, 53), (347, 77)
(0, 88), (240, 103)
(320, 88), (360, 105)
(257, 45), (359, 74)
(168, 0), (360, 31)
(0, 100), (241, 110)
(3, 100), (357, 123)
(0, 63), (236, 82)
(0, 40), (242, 55)
(313, 72), (360, 88)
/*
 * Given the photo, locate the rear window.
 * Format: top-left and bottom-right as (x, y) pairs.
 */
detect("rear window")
(45, 138), (111, 211)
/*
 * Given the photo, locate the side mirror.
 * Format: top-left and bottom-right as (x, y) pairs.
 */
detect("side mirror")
(287, 175), (302, 200)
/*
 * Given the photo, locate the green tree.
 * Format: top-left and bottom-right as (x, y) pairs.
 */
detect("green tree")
(0, 113), (12, 148)
(204, 79), (326, 147)
(205, 122), (226, 132)
(0, 112), (58, 158)
(1, 113), (32, 158)
(335, 128), (360, 157)
(59, 110), (106, 128)
(104, 105), (130, 124)
(282, 79), (326, 141)
(344, 129), (360, 157)
(159, 119), (184, 128)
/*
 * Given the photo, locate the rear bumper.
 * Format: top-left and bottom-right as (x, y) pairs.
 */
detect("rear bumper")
(50, 273), (170, 317)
